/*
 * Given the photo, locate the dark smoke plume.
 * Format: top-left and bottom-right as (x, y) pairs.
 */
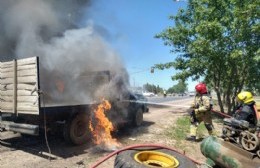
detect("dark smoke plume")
(0, 0), (129, 105)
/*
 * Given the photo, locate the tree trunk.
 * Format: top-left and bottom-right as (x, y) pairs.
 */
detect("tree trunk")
(215, 88), (224, 112)
(226, 94), (232, 115)
(222, 92), (226, 107)
(226, 86), (232, 115)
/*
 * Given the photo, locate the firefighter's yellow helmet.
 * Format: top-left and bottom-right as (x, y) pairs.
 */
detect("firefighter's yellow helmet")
(237, 91), (254, 104)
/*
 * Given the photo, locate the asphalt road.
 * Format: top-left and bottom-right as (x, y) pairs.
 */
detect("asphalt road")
(143, 95), (193, 110)
(147, 95), (192, 103)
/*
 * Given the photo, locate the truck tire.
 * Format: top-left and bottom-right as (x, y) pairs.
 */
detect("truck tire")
(63, 112), (91, 145)
(114, 148), (197, 168)
(132, 108), (143, 127)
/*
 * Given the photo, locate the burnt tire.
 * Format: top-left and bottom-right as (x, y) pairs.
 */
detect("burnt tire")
(132, 108), (143, 127)
(114, 148), (197, 168)
(63, 112), (91, 145)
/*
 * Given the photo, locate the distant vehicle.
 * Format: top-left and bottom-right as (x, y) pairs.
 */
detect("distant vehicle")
(178, 93), (184, 96)
(142, 92), (155, 97)
(189, 91), (196, 97)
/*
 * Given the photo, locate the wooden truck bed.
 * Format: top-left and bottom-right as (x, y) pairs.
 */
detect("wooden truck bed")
(0, 57), (144, 145)
(0, 57), (40, 115)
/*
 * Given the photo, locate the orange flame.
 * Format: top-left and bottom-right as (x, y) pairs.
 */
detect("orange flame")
(89, 99), (120, 148)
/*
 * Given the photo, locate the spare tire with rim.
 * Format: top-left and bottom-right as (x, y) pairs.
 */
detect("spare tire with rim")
(114, 148), (197, 168)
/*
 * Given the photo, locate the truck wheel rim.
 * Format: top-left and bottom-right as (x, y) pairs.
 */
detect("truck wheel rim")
(134, 151), (179, 167)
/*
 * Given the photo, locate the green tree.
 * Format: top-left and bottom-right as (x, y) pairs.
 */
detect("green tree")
(155, 0), (259, 114)
(167, 80), (188, 93)
(143, 83), (163, 94)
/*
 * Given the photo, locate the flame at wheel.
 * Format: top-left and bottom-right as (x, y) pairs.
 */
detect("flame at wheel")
(89, 99), (121, 150)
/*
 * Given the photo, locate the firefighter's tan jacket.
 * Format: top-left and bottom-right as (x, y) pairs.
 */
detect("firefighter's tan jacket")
(191, 94), (211, 116)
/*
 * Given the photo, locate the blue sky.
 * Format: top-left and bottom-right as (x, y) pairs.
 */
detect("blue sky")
(87, 0), (197, 91)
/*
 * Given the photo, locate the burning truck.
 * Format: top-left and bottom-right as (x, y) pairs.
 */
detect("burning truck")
(0, 56), (146, 145)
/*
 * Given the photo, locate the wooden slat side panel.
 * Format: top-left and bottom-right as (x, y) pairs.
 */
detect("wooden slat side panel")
(17, 96), (38, 103)
(17, 69), (37, 77)
(17, 64), (37, 71)
(1, 102), (39, 108)
(17, 76), (37, 84)
(0, 77), (13, 85)
(0, 109), (13, 113)
(0, 57), (37, 68)
(1, 72), (13, 78)
(1, 69), (37, 78)
(1, 64), (36, 73)
(0, 108), (39, 114)
(0, 84), (36, 91)
(1, 60), (37, 72)
(1, 76), (37, 84)
(1, 95), (38, 103)
(0, 95), (13, 102)
(0, 57), (39, 115)
(0, 90), (14, 96)
(16, 109), (38, 114)
(0, 61), (13, 68)
(0, 66), (14, 73)
(17, 89), (38, 96)
(0, 90), (37, 96)
(17, 57), (37, 66)
(13, 60), (17, 115)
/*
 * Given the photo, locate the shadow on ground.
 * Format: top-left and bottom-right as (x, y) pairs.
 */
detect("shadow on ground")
(0, 120), (155, 160)
(0, 132), (93, 160)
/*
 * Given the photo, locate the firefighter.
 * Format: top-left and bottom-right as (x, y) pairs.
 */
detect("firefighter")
(186, 83), (215, 142)
(163, 90), (167, 98)
(234, 91), (258, 126)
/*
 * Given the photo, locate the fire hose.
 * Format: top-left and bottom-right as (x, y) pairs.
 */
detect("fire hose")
(210, 109), (231, 118)
(90, 144), (204, 168)
(123, 99), (232, 118)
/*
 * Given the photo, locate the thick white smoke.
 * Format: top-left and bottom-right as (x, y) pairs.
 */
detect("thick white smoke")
(0, 0), (129, 105)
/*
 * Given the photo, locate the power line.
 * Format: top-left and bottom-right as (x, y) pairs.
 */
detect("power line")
(130, 68), (152, 75)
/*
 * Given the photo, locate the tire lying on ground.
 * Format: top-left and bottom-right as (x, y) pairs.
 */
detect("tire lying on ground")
(114, 148), (197, 168)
